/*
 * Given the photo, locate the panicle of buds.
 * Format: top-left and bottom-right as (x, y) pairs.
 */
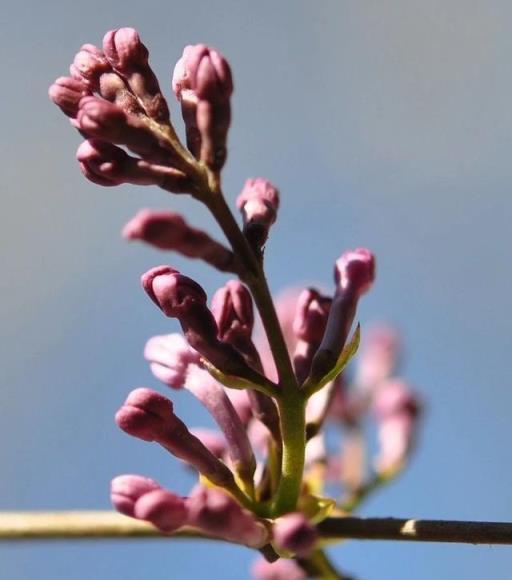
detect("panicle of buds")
(123, 209), (236, 272)
(51, 29), (425, 578)
(237, 178), (280, 250)
(173, 44), (232, 171)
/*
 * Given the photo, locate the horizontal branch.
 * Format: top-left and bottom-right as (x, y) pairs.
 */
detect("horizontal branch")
(317, 516), (512, 545)
(1, 512), (512, 547)
(0, 511), (213, 541)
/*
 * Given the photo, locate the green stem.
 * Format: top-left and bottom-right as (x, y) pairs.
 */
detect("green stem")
(272, 393), (306, 515)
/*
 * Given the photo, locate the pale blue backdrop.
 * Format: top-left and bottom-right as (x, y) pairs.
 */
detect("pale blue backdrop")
(1, 1), (512, 578)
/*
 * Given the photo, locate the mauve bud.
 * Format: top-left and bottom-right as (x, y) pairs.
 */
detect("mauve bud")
(356, 324), (401, 390)
(144, 333), (200, 389)
(76, 140), (191, 192)
(251, 557), (306, 580)
(110, 474), (160, 516)
(272, 512), (318, 557)
(236, 178), (280, 249)
(309, 249), (376, 383)
(187, 486), (268, 547)
(293, 289), (331, 384)
(49, 76), (90, 119)
(173, 44), (232, 170)
(115, 387), (177, 442)
(103, 28), (169, 122)
(373, 379), (420, 421)
(133, 489), (188, 532)
(211, 280), (254, 344)
(123, 210), (236, 272)
(72, 44), (110, 89)
(335, 248), (376, 297)
(116, 388), (236, 488)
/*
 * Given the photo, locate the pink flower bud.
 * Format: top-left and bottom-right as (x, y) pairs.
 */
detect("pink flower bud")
(175, 44), (233, 102)
(373, 379), (420, 421)
(76, 140), (191, 192)
(356, 324), (401, 389)
(103, 28), (169, 122)
(173, 44), (232, 170)
(133, 489), (188, 533)
(293, 288), (331, 383)
(116, 388), (236, 488)
(236, 178), (280, 249)
(211, 280), (254, 344)
(72, 44), (110, 89)
(335, 248), (376, 298)
(110, 474), (160, 516)
(115, 387), (177, 442)
(123, 210), (236, 272)
(144, 333), (199, 389)
(272, 512), (318, 557)
(141, 265), (206, 317)
(293, 289), (331, 343)
(187, 486), (268, 547)
(251, 557), (306, 580)
(49, 76), (91, 119)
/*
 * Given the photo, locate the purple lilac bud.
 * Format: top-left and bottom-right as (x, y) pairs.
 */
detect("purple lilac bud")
(211, 280), (254, 345)
(224, 388), (253, 425)
(173, 44), (232, 170)
(134, 489), (188, 532)
(187, 486), (268, 547)
(309, 249), (376, 382)
(272, 512), (318, 557)
(110, 474), (160, 516)
(293, 288), (331, 384)
(212, 281), (280, 439)
(236, 178), (280, 249)
(49, 76), (91, 120)
(71, 44), (110, 89)
(373, 380), (421, 474)
(185, 365), (256, 485)
(110, 474), (188, 532)
(334, 248), (376, 298)
(123, 210), (236, 272)
(103, 28), (169, 122)
(76, 139), (191, 192)
(251, 557), (306, 580)
(356, 324), (401, 390)
(141, 266), (263, 383)
(144, 333), (200, 389)
(76, 97), (172, 162)
(115, 388), (235, 488)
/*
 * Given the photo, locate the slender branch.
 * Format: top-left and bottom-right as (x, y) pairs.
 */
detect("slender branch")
(317, 516), (512, 545)
(3, 512), (512, 548)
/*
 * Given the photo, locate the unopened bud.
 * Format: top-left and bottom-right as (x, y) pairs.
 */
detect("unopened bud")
(272, 512), (318, 557)
(335, 248), (376, 298)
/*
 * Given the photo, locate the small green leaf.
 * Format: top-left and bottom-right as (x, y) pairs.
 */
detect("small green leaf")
(201, 358), (257, 390)
(298, 493), (336, 524)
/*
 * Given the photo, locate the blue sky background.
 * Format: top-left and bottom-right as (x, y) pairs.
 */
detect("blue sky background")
(1, 1), (512, 578)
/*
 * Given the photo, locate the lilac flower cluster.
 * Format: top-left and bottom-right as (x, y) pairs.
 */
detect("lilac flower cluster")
(50, 28), (421, 578)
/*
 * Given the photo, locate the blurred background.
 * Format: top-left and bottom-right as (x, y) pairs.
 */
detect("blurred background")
(1, 0), (512, 578)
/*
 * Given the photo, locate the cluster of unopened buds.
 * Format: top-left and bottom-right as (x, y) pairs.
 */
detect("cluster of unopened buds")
(50, 28), (421, 578)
